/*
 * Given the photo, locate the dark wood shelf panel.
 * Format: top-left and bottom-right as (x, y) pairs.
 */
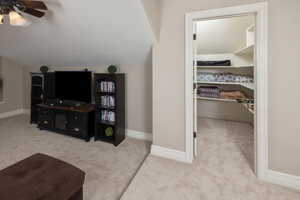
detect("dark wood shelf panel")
(38, 103), (95, 113)
(97, 92), (116, 95)
(97, 107), (116, 111)
(99, 120), (115, 126)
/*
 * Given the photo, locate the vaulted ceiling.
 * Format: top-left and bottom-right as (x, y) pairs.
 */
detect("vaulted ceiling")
(0, 0), (155, 66)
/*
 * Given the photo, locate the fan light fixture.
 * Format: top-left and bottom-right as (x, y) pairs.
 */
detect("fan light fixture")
(0, 14), (3, 24)
(0, 0), (47, 26)
(9, 11), (30, 26)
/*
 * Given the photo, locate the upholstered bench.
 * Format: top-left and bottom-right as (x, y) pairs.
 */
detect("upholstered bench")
(0, 153), (85, 200)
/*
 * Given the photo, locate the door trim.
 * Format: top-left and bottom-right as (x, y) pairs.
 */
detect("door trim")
(184, 2), (268, 180)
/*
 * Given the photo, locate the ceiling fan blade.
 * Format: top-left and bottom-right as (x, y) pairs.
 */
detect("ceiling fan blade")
(23, 1), (48, 10)
(23, 8), (45, 18)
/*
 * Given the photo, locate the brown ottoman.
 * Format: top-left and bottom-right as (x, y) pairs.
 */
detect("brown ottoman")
(0, 153), (85, 200)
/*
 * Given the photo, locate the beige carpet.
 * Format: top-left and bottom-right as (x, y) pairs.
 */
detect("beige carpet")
(0, 115), (151, 200)
(121, 118), (300, 200)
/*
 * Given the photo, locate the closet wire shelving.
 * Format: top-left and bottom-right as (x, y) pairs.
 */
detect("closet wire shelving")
(194, 24), (255, 114)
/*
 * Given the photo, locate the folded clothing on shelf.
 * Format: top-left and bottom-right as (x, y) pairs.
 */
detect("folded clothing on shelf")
(198, 86), (220, 98)
(197, 72), (253, 83)
(197, 60), (231, 66)
(220, 90), (246, 100)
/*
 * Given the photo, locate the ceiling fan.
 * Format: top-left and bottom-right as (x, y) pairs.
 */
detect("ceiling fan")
(0, 0), (48, 26)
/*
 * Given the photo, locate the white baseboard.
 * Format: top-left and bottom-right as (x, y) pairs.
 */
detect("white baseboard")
(265, 170), (300, 191)
(0, 109), (26, 119)
(126, 129), (152, 141)
(151, 145), (191, 163)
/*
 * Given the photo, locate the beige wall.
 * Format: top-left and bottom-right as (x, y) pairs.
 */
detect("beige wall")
(153, 0), (264, 151)
(141, 0), (162, 40)
(153, 0), (300, 176)
(0, 57), (24, 113)
(0, 65), (3, 102)
(268, 0), (300, 176)
(24, 62), (153, 134)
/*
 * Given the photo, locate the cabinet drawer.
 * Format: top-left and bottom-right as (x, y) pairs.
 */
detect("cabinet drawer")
(68, 113), (87, 127)
(67, 126), (87, 137)
(38, 108), (54, 126)
(38, 119), (53, 129)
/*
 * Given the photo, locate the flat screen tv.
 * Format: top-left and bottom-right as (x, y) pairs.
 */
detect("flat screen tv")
(55, 71), (92, 103)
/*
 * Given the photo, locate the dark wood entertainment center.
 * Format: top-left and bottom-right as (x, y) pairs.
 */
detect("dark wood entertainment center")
(37, 104), (95, 142)
(30, 72), (126, 146)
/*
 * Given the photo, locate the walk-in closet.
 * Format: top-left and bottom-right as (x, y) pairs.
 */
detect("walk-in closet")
(193, 15), (256, 171)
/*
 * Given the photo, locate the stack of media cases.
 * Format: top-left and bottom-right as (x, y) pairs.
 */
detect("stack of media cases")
(101, 96), (115, 108)
(100, 110), (115, 123)
(100, 81), (115, 93)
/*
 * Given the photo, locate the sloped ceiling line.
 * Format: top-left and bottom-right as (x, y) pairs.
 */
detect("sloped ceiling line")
(140, 0), (162, 42)
(0, 0), (155, 67)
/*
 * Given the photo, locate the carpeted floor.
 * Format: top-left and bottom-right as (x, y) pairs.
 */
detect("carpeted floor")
(121, 118), (300, 200)
(0, 115), (151, 200)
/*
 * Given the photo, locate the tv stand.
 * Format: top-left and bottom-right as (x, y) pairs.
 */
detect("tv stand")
(37, 103), (95, 142)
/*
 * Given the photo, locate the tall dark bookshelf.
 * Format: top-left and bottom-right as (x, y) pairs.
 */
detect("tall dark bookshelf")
(94, 73), (125, 146)
(30, 72), (55, 124)
(30, 73), (44, 124)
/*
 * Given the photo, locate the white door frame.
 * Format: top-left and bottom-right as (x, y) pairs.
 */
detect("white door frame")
(185, 2), (268, 180)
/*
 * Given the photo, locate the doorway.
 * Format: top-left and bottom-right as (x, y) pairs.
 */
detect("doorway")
(185, 3), (268, 179)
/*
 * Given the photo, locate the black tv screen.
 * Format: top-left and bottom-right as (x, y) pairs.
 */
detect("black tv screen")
(55, 71), (92, 103)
